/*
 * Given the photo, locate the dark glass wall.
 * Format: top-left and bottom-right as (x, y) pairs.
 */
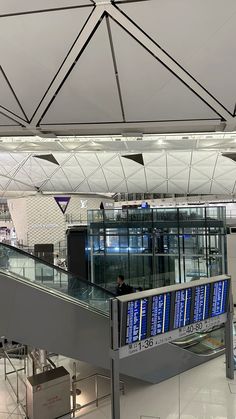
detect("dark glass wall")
(88, 206), (227, 292)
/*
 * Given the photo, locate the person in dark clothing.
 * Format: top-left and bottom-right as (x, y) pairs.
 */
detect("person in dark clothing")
(116, 274), (133, 296)
(100, 201), (104, 210)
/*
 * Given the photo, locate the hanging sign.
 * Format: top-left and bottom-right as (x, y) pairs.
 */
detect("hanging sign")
(54, 196), (70, 214)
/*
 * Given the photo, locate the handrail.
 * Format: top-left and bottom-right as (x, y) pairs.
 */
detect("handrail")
(71, 372), (125, 417)
(3, 346), (27, 414)
(0, 241), (115, 297)
(2, 348), (125, 419)
(0, 269), (110, 317)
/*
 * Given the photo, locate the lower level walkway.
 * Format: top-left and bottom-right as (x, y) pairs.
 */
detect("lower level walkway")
(0, 353), (235, 418)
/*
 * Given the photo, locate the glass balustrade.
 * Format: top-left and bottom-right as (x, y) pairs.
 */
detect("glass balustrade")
(0, 243), (114, 315)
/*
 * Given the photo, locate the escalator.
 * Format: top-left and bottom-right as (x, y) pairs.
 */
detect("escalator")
(0, 243), (227, 384)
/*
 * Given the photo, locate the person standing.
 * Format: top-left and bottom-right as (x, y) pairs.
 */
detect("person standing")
(116, 274), (133, 296)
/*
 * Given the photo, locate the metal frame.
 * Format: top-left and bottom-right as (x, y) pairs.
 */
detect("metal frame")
(110, 298), (121, 419)
(110, 275), (234, 419)
(71, 371), (125, 418)
(0, 2), (235, 136)
(3, 345), (27, 414)
(225, 277), (234, 379)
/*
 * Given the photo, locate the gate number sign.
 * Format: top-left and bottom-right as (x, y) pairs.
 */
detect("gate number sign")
(117, 276), (230, 358)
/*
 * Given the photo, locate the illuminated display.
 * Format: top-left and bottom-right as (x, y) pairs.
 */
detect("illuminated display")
(193, 284), (211, 322)
(121, 278), (230, 348)
(211, 280), (228, 317)
(151, 293), (171, 336)
(125, 298), (148, 344)
(173, 289), (192, 329)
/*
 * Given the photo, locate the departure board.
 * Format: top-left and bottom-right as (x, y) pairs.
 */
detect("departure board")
(193, 284), (211, 322)
(151, 293), (171, 336)
(125, 298), (148, 344)
(173, 288), (192, 329)
(211, 279), (228, 317)
(119, 276), (230, 351)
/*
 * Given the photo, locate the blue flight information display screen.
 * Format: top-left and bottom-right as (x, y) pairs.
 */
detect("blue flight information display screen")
(121, 278), (230, 347)
(125, 298), (148, 344)
(151, 293), (171, 336)
(173, 288), (192, 329)
(211, 280), (228, 317)
(193, 284), (211, 322)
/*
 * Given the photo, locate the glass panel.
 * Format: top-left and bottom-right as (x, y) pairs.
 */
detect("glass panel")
(206, 206), (223, 220)
(208, 256), (223, 277)
(153, 255), (179, 286)
(153, 208), (178, 221)
(181, 235), (206, 256)
(154, 234), (179, 254)
(88, 206), (227, 290)
(184, 257), (208, 282)
(172, 325), (225, 355)
(128, 255), (153, 289)
(0, 243), (113, 314)
(179, 207), (205, 221)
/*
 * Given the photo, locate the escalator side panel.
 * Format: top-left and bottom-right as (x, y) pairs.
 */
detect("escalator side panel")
(0, 273), (110, 369)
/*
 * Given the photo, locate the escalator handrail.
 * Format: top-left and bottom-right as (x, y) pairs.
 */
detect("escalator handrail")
(0, 242), (115, 297)
(0, 269), (110, 318)
(170, 338), (225, 357)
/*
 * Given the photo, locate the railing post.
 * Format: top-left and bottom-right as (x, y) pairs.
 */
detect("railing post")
(72, 379), (77, 418)
(95, 375), (98, 407)
(16, 371), (19, 404)
(225, 278), (234, 380)
(4, 353), (6, 380)
(110, 298), (120, 419)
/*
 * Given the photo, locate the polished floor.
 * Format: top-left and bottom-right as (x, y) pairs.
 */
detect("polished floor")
(0, 353), (236, 419)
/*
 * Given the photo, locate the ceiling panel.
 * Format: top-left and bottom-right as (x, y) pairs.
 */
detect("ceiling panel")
(42, 19), (123, 124)
(0, 7), (92, 119)
(0, 113), (20, 125)
(0, 0), (234, 136)
(109, 18), (219, 122)
(168, 181), (186, 194)
(0, 0), (93, 15)
(119, 0), (236, 113)
(0, 70), (26, 119)
(211, 181), (232, 194)
(0, 148), (233, 195)
(188, 181), (211, 194)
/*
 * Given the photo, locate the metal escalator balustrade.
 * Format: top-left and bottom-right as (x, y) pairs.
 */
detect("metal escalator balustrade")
(171, 325), (225, 356)
(0, 242), (114, 315)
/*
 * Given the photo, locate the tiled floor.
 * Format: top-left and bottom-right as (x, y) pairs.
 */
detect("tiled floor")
(0, 354), (236, 418)
(0, 358), (25, 418)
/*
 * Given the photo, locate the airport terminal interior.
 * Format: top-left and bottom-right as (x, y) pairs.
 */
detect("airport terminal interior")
(1, 1), (236, 418)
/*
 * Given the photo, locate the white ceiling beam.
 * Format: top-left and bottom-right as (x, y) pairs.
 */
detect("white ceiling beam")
(0, 106), (40, 136)
(209, 153), (219, 193)
(31, 5), (106, 127)
(106, 4), (234, 125)
(187, 151), (193, 194)
(39, 119), (223, 137)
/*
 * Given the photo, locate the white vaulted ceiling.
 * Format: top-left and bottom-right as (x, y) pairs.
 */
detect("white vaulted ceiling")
(0, 0), (236, 136)
(1, 1), (236, 197)
(0, 134), (236, 196)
